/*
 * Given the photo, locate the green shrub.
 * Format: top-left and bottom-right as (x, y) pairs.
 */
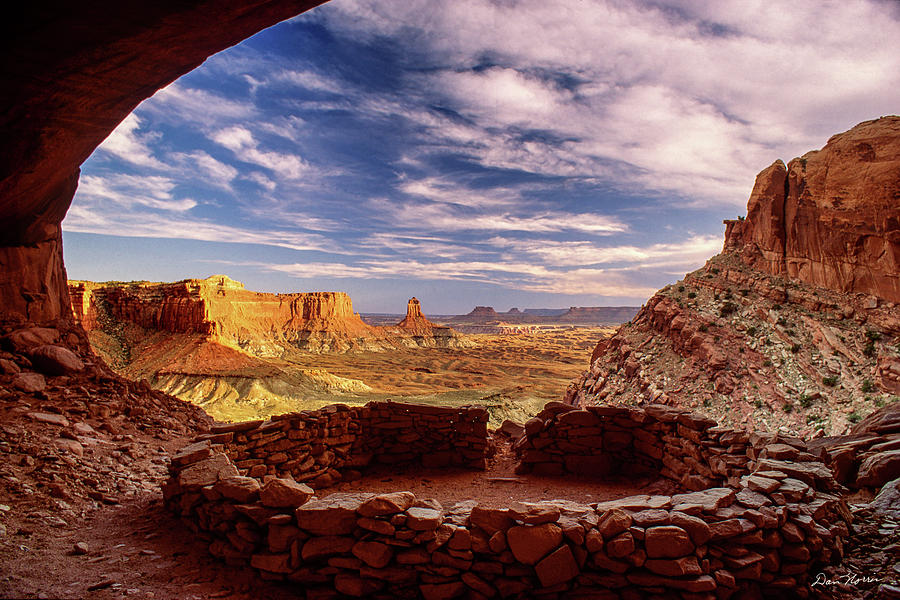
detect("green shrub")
(823, 375), (839, 387)
(848, 411), (861, 424)
(754, 399), (763, 409)
(746, 326), (757, 337)
(776, 317), (787, 326)
(678, 285), (685, 293)
(687, 292), (697, 299)
(711, 268), (720, 275)
(773, 304), (782, 311)
(782, 403), (794, 413)
(699, 324), (709, 333)
(740, 289), (750, 297)
(799, 394), (813, 408)
(864, 342), (876, 358)
(866, 330), (882, 342)
(861, 379), (876, 393)
(720, 302), (738, 317)
(790, 343), (801, 354)
(763, 359), (773, 367)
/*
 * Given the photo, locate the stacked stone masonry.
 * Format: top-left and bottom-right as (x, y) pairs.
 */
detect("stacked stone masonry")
(165, 402), (850, 599)
(200, 401), (489, 488)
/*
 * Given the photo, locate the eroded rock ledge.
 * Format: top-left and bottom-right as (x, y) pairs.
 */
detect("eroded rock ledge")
(165, 402), (850, 599)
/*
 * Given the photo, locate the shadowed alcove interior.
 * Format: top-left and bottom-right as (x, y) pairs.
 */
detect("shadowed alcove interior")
(0, 1), (327, 326)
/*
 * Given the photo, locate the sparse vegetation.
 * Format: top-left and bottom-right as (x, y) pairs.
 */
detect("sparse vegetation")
(823, 375), (839, 387)
(678, 285), (685, 293)
(782, 403), (794, 413)
(848, 411), (862, 424)
(799, 394), (814, 408)
(740, 289), (750, 297)
(754, 399), (763, 409)
(687, 292), (696, 299)
(866, 330), (882, 342)
(746, 326), (757, 337)
(699, 324), (709, 333)
(763, 359), (773, 367)
(720, 302), (738, 317)
(864, 342), (876, 358)
(861, 379), (876, 394)
(790, 343), (801, 354)
(777, 317), (787, 326)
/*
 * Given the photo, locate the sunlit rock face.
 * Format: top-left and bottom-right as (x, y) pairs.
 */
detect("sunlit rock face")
(0, 0), (326, 325)
(724, 116), (900, 303)
(571, 118), (900, 436)
(70, 276), (376, 355)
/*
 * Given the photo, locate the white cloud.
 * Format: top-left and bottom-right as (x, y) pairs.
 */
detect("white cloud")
(316, 0), (900, 206)
(143, 83), (256, 126)
(212, 126), (309, 180)
(97, 113), (167, 170)
(261, 257), (657, 297)
(172, 151), (239, 190)
(63, 205), (344, 254)
(368, 197), (627, 234)
(488, 234), (723, 268)
(77, 174), (196, 212)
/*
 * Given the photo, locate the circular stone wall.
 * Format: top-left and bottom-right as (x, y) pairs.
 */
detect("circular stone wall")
(164, 401), (850, 599)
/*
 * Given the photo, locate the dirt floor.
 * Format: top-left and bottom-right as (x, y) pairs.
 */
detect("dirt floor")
(0, 435), (652, 600)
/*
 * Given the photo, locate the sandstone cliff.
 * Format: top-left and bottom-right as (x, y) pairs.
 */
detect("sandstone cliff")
(72, 275), (378, 355)
(724, 116), (900, 302)
(569, 118), (900, 436)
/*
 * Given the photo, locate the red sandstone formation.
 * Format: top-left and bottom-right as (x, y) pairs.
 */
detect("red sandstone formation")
(724, 116), (900, 302)
(71, 275), (377, 354)
(392, 297), (470, 348)
(571, 118), (900, 436)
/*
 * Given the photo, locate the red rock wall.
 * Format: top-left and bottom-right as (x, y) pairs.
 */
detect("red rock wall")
(725, 117), (900, 302)
(0, 1), (326, 325)
(70, 278), (374, 341)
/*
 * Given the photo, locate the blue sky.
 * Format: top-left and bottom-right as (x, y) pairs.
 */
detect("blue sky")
(62, 0), (900, 313)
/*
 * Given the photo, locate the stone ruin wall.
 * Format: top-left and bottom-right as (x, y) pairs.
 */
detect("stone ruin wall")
(203, 402), (489, 488)
(164, 401), (851, 599)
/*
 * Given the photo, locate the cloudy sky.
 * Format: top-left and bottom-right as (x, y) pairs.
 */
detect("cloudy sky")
(62, 0), (900, 313)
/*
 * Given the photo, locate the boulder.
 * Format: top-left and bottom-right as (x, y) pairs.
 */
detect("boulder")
(358, 492), (415, 517)
(301, 536), (355, 560)
(644, 526), (694, 558)
(352, 540), (393, 568)
(28, 345), (83, 375)
(13, 372), (46, 393)
(856, 450), (900, 489)
(406, 507), (442, 531)
(507, 523), (563, 565)
(259, 479), (314, 508)
(178, 454), (239, 489)
(295, 493), (372, 535)
(214, 476), (260, 503)
(535, 544), (580, 587)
